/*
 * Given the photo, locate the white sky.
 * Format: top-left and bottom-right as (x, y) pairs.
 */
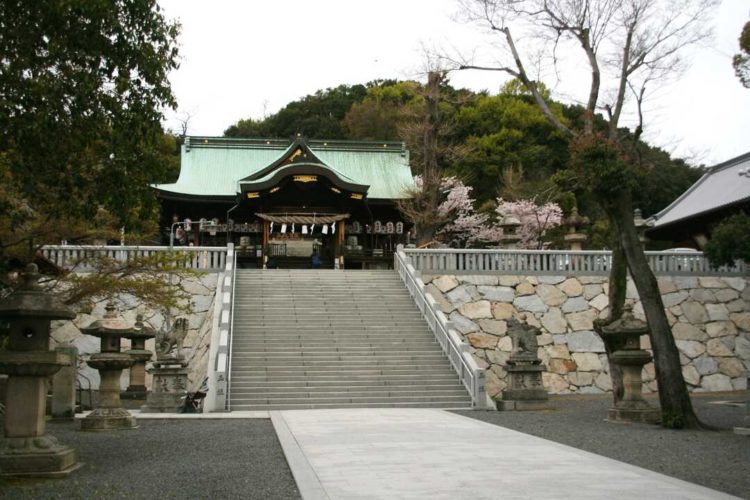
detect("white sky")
(160, 0), (750, 166)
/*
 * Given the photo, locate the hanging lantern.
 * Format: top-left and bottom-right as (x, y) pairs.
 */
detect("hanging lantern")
(281, 223), (287, 233)
(322, 224), (328, 235)
(302, 225), (308, 235)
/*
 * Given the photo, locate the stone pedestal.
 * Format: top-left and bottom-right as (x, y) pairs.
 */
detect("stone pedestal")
(601, 305), (661, 424)
(121, 317), (155, 401)
(497, 316), (550, 411)
(0, 264), (82, 477)
(607, 350), (661, 423)
(498, 355), (550, 411)
(52, 344), (78, 420)
(79, 302), (138, 431)
(141, 359), (189, 413)
(81, 353), (137, 431)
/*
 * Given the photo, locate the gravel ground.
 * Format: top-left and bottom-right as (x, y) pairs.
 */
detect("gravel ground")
(0, 419), (300, 500)
(456, 391), (750, 499)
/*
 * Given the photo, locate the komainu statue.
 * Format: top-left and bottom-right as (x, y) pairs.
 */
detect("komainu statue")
(155, 317), (188, 360)
(506, 313), (539, 359)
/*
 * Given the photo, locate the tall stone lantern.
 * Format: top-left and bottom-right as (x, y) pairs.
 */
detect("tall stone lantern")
(600, 305), (661, 424)
(564, 207), (589, 251)
(499, 215), (523, 249)
(79, 302), (138, 431)
(0, 264), (82, 477)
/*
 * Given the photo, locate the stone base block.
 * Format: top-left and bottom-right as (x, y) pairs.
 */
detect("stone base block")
(141, 392), (184, 413)
(733, 426), (750, 436)
(496, 399), (551, 411)
(0, 437), (82, 477)
(502, 388), (549, 401)
(80, 408), (138, 431)
(121, 388), (148, 400)
(607, 407), (661, 424)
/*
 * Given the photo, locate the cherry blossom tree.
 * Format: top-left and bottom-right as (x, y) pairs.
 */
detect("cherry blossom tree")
(496, 198), (563, 249)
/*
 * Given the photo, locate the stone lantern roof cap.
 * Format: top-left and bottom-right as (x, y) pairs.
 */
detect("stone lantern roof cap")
(565, 207), (589, 228)
(600, 304), (648, 335)
(0, 264), (75, 320)
(80, 301), (136, 338)
(123, 313), (157, 340)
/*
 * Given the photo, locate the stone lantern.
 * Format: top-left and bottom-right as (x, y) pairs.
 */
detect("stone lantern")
(633, 209), (649, 248)
(80, 302), (137, 431)
(600, 304), (661, 424)
(564, 207), (589, 251)
(121, 314), (155, 401)
(499, 215), (522, 249)
(0, 264), (82, 477)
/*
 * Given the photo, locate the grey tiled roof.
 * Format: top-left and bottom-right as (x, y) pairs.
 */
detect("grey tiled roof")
(651, 151), (750, 229)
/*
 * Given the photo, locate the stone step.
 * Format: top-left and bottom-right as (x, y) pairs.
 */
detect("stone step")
(230, 373), (461, 384)
(230, 389), (470, 401)
(229, 367), (457, 377)
(229, 401), (472, 411)
(229, 394), (472, 406)
(231, 353), (447, 363)
(232, 384), (465, 394)
(230, 378), (461, 389)
(230, 343), (440, 350)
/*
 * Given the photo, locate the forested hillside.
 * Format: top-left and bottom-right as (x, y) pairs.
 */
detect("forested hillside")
(224, 78), (702, 247)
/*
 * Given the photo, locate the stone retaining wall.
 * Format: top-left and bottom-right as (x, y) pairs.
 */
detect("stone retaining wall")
(50, 273), (219, 392)
(423, 274), (750, 398)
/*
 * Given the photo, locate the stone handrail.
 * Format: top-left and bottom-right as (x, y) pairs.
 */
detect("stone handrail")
(394, 246), (490, 409)
(205, 243), (236, 412)
(404, 248), (748, 276)
(40, 245), (228, 272)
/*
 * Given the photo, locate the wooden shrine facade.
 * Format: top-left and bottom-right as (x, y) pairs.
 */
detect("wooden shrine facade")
(154, 136), (415, 269)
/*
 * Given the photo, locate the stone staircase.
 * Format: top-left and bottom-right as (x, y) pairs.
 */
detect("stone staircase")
(229, 269), (472, 410)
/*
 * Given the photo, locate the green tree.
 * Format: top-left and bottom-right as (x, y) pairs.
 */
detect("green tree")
(460, 0), (716, 428)
(704, 213), (750, 267)
(225, 84), (368, 139)
(734, 21), (750, 88)
(0, 0), (184, 307)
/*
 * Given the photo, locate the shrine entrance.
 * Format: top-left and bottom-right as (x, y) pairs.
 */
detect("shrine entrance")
(257, 213), (347, 269)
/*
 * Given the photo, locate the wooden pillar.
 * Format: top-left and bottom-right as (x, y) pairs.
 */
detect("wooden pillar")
(262, 221), (269, 269)
(336, 220), (345, 269)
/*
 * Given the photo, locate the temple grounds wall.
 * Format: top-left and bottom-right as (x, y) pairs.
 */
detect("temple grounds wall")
(423, 274), (750, 398)
(49, 273), (219, 392)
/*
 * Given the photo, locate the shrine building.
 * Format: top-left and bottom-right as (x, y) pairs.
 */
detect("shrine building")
(153, 136), (416, 269)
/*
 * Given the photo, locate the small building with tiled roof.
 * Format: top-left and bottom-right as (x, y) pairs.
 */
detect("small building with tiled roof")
(154, 136), (416, 268)
(647, 151), (750, 248)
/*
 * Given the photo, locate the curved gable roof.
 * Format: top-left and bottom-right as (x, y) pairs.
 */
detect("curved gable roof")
(153, 136), (415, 200)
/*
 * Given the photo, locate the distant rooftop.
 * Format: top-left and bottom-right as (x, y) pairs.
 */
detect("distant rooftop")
(650, 151), (750, 230)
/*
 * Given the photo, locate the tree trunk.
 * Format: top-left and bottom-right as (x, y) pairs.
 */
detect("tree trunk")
(609, 190), (703, 429)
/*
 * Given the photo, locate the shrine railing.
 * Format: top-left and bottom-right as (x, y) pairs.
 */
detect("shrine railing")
(394, 246), (490, 409)
(39, 245), (228, 272)
(205, 243), (236, 412)
(403, 248), (748, 277)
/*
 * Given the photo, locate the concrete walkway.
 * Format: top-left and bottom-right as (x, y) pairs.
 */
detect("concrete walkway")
(271, 408), (739, 500)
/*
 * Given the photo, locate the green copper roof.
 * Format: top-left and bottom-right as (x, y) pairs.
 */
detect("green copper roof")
(154, 137), (415, 200)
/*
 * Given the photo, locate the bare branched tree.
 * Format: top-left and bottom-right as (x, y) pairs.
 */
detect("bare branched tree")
(457, 0), (717, 428)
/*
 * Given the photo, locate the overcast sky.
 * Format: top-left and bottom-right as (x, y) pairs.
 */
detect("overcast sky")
(160, 0), (749, 166)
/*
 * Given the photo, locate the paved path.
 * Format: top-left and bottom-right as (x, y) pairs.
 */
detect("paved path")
(271, 408), (739, 500)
